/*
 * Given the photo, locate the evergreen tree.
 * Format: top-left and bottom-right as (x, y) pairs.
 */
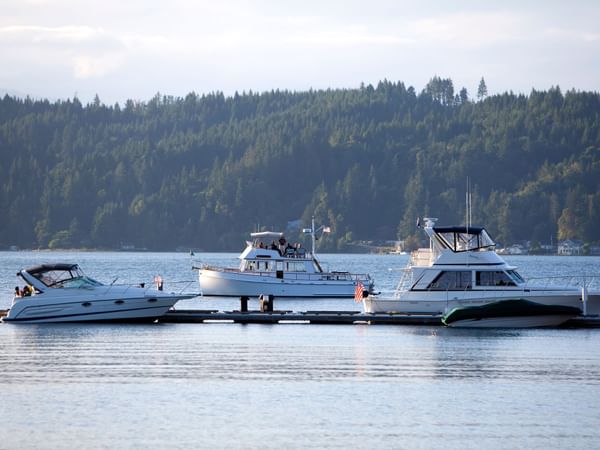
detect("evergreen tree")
(477, 77), (488, 101)
(0, 79), (598, 251)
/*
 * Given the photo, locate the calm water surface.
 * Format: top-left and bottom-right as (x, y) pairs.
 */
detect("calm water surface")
(1, 252), (600, 449)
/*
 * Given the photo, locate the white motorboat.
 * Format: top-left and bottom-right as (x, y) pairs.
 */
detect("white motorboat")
(197, 219), (374, 298)
(363, 218), (599, 315)
(3, 263), (194, 323)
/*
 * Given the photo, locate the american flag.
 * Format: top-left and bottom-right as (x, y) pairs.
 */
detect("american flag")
(354, 281), (365, 302)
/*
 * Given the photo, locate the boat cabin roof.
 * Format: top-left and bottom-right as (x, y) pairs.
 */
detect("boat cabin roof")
(18, 263), (102, 290)
(431, 226), (496, 252)
(433, 226), (485, 234)
(22, 263), (80, 276)
(250, 231), (284, 240)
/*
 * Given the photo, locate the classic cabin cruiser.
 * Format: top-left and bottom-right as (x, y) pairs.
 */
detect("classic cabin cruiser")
(3, 263), (194, 323)
(363, 218), (599, 315)
(197, 220), (374, 298)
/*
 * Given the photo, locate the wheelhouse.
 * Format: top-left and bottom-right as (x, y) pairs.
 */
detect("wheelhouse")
(418, 268), (526, 291)
(238, 231), (322, 274)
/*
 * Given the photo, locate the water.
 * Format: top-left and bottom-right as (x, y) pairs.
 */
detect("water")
(1, 252), (600, 449)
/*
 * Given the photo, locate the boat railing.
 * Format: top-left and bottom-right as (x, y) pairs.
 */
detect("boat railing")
(199, 264), (239, 273)
(99, 280), (199, 297)
(523, 275), (600, 291)
(394, 268), (415, 297)
(430, 275), (600, 311)
(199, 264), (370, 282)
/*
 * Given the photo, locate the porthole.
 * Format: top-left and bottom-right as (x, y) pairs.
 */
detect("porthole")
(115, 300), (124, 305)
(81, 302), (92, 307)
(148, 298), (158, 303)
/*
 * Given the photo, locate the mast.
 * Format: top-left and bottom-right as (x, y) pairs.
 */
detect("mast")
(301, 217), (317, 257)
(466, 177), (472, 231)
(311, 216), (316, 256)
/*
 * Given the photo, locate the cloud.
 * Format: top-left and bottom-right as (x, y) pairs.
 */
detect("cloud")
(406, 12), (526, 48)
(1, 1), (600, 102)
(0, 25), (119, 49)
(283, 27), (414, 47)
(72, 54), (125, 79)
(0, 25), (173, 79)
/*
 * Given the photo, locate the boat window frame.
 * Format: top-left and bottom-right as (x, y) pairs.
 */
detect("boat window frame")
(30, 267), (102, 289)
(506, 270), (525, 285)
(475, 270), (517, 287)
(285, 261), (307, 272)
(427, 270), (473, 291)
(433, 228), (496, 253)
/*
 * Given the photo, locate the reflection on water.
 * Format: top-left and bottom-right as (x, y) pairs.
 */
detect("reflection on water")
(1, 322), (600, 449)
(1, 252), (600, 448)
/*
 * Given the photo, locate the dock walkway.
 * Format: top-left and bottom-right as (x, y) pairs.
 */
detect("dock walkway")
(160, 309), (442, 325)
(1, 309), (599, 327)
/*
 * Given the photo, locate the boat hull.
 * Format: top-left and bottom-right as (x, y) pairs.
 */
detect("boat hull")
(442, 299), (582, 328)
(2, 295), (179, 323)
(444, 314), (577, 328)
(364, 291), (598, 315)
(199, 269), (366, 298)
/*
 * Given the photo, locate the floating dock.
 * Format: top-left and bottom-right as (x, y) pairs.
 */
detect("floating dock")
(160, 309), (443, 325)
(1, 308), (599, 327)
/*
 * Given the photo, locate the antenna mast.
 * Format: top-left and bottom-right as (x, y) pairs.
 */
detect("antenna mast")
(466, 177), (472, 230)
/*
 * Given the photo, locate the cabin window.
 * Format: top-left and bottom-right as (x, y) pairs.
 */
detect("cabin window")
(258, 261), (268, 271)
(428, 271), (472, 290)
(476, 271), (516, 287)
(506, 270), (525, 284)
(285, 261), (306, 272)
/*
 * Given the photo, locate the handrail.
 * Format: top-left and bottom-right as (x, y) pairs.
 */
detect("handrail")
(523, 275), (600, 291)
(99, 279), (199, 297)
(199, 265), (371, 282)
(394, 273), (600, 302)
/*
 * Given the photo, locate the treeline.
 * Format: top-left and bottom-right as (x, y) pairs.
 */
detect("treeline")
(1, 78), (599, 251)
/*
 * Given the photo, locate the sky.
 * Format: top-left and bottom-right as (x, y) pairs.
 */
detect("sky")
(1, 0), (599, 104)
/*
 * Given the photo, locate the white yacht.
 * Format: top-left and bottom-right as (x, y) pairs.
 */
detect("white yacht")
(3, 263), (194, 323)
(363, 218), (599, 315)
(197, 220), (374, 298)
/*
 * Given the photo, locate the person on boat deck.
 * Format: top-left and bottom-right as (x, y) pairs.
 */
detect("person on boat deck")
(270, 241), (278, 251)
(278, 236), (287, 255)
(21, 285), (32, 297)
(14, 286), (20, 297)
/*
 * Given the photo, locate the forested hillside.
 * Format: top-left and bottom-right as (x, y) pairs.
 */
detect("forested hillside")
(1, 79), (599, 251)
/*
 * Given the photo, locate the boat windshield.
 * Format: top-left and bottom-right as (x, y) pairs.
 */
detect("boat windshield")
(432, 226), (496, 252)
(506, 269), (526, 285)
(29, 266), (103, 289)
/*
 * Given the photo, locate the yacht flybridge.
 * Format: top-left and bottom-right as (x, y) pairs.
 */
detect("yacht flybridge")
(3, 263), (194, 323)
(197, 219), (374, 298)
(363, 218), (599, 315)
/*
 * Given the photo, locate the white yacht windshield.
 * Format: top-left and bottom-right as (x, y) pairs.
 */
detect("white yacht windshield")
(27, 264), (103, 288)
(432, 226), (496, 252)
